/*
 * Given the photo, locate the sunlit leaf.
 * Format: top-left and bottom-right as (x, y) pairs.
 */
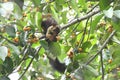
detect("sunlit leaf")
(103, 7), (113, 18)
(8, 43), (20, 55)
(82, 41), (92, 51)
(71, 67), (83, 80)
(0, 16), (6, 24)
(0, 58), (3, 64)
(60, 74), (66, 80)
(114, 10), (120, 19)
(5, 25), (16, 37)
(31, 0), (40, 6)
(70, 0), (79, 13)
(85, 65), (98, 76)
(50, 6), (59, 23)
(91, 14), (103, 33)
(48, 42), (61, 56)
(14, 0), (24, 9)
(35, 12), (42, 32)
(0, 2), (14, 18)
(82, 65), (98, 80)
(111, 18), (120, 31)
(75, 53), (87, 60)
(99, 0), (110, 10)
(13, 2), (22, 19)
(78, 0), (87, 11)
(0, 46), (8, 61)
(40, 40), (49, 50)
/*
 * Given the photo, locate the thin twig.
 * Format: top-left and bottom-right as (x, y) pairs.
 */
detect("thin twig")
(12, 45), (28, 71)
(18, 46), (42, 80)
(61, 9), (100, 30)
(78, 18), (90, 47)
(87, 17), (92, 41)
(17, 44), (31, 65)
(87, 3), (99, 14)
(39, 35), (46, 40)
(0, 35), (18, 45)
(86, 30), (116, 65)
(100, 52), (104, 80)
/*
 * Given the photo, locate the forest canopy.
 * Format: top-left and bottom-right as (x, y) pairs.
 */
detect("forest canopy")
(0, 0), (120, 80)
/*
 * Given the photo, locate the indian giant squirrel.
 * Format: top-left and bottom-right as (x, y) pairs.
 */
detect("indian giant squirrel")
(41, 14), (66, 73)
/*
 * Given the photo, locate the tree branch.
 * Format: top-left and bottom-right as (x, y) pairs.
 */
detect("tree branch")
(86, 30), (116, 65)
(61, 9), (100, 30)
(100, 51), (104, 80)
(18, 46), (42, 80)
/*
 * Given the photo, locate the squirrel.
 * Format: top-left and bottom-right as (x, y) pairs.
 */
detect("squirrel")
(41, 14), (66, 73)
(41, 14), (60, 42)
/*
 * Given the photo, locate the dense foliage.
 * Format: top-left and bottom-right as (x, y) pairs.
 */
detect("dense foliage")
(0, 0), (120, 80)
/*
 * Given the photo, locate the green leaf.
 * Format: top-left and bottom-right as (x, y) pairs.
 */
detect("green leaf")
(112, 16), (120, 24)
(39, 47), (45, 56)
(90, 44), (98, 54)
(112, 36), (120, 44)
(8, 43), (20, 55)
(3, 57), (13, 74)
(0, 46), (8, 61)
(0, 2), (14, 18)
(0, 58), (3, 64)
(99, 0), (110, 10)
(0, 76), (10, 80)
(82, 65), (98, 80)
(48, 42), (61, 56)
(91, 14), (103, 33)
(14, 0), (24, 10)
(13, 1), (22, 19)
(71, 67), (83, 80)
(111, 17), (120, 31)
(31, 0), (40, 6)
(92, 76), (102, 80)
(0, 16), (6, 24)
(82, 41), (92, 52)
(75, 53), (87, 60)
(61, 11), (67, 24)
(61, 44), (71, 54)
(112, 48), (120, 57)
(40, 40), (49, 50)
(70, 0), (79, 13)
(5, 25), (16, 37)
(55, 0), (64, 4)
(76, 22), (84, 32)
(0, 64), (3, 73)
(55, 0), (64, 11)
(35, 12), (42, 32)
(109, 45), (120, 66)
(19, 31), (26, 46)
(27, 13), (35, 26)
(78, 0), (87, 11)
(50, 6), (59, 23)
(114, 10), (120, 19)
(85, 65), (98, 76)
(103, 7), (113, 18)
